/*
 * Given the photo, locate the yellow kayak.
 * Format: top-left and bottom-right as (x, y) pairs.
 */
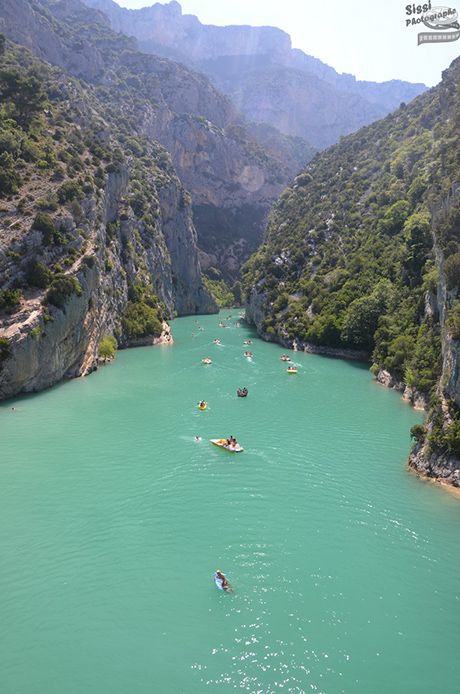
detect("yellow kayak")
(210, 439), (244, 453)
(198, 402), (207, 411)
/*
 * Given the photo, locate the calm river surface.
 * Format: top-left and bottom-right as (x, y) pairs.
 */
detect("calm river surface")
(1, 310), (459, 693)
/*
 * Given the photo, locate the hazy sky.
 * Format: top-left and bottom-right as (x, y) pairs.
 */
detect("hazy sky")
(117, 0), (460, 86)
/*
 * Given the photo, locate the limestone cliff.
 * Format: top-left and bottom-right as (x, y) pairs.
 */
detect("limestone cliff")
(408, 189), (460, 487)
(0, 34), (215, 400)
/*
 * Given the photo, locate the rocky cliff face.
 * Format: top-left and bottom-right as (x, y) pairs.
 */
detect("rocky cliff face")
(0, 160), (210, 399)
(84, 0), (427, 149)
(408, 191), (460, 487)
(1, 0), (311, 283)
(0, 29), (215, 400)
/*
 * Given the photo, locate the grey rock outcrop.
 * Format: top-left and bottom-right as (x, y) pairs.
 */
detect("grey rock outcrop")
(0, 153), (215, 399)
(0, 39), (216, 400)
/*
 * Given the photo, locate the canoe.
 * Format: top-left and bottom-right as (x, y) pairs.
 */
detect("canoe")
(210, 439), (244, 453)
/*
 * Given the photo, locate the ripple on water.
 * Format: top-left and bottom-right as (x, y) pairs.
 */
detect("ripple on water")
(1, 311), (459, 694)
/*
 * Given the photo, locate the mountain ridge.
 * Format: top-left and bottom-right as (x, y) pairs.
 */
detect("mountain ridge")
(84, 0), (427, 149)
(0, 0), (316, 283)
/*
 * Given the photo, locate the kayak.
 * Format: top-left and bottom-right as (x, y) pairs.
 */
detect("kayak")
(214, 573), (233, 592)
(287, 367), (298, 374)
(198, 403), (207, 411)
(210, 439), (244, 453)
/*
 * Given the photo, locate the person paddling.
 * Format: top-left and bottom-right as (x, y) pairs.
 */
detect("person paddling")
(215, 570), (231, 591)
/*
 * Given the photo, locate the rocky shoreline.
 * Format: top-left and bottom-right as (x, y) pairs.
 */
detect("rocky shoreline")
(253, 336), (460, 495)
(375, 369), (427, 411)
(245, 299), (460, 495)
(119, 322), (174, 350)
(408, 443), (460, 489)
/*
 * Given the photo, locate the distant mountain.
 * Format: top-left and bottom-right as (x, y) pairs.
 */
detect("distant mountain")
(84, 0), (428, 149)
(0, 0), (315, 283)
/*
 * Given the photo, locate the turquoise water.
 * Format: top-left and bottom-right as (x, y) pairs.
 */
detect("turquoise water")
(1, 310), (460, 694)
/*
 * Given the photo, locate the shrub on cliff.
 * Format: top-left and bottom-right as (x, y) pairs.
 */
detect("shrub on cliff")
(0, 337), (10, 364)
(0, 288), (22, 313)
(446, 302), (460, 340)
(57, 180), (83, 203)
(0, 67), (47, 128)
(26, 260), (52, 289)
(46, 275), (82, 309)
(377, 200), (410, 236)
(202, 276), (234, 308)
(99, 335), (117, 361)
(0, 152), (20, 195)
(122, 282), (164, 339)
(32, 213), (56, 244)
(121, 302), (163, 339)
(410, 424), (425, 443)
(444, 252), (460, 290)
(429, 406), (460, 457)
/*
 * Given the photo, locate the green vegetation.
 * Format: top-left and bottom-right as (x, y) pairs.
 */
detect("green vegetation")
(121, 283), (164, 339)
(242, 76), (455, 397)
(446, 302), (460, 339)
(46, 275), (82, 309)
(241, 56), (460, 467)
(428, 402), (460, 458)
(444, 252), (460, 290)
(57, 181), (83, 203)
(32, 213), (56, 245)
(0, 288), (22, 313)
(26, 261), (53, 289)
(99, 335), (117, 361)
(410, 424), (426, 443)
(0, 32), (194, 340)
(0, 65), (46, 127)
(0, 336), (10, 364)
(203, 275), (234, 308)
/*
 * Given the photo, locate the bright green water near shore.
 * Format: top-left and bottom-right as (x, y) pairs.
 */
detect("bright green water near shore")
(1, 310), (460, 694)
